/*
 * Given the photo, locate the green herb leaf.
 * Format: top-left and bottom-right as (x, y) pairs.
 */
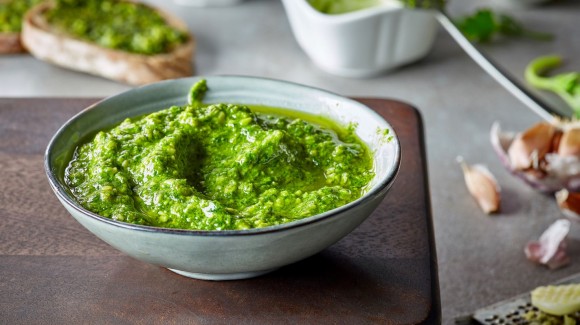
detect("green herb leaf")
(456, 9), (496, 42)
(497, 14), (553, 41)
(455, 9), (553, 43)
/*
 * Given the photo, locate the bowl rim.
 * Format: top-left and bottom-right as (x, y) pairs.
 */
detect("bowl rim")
(45, 75), (401, 237)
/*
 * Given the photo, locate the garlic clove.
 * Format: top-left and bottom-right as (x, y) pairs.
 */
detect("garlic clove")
(524, 219), (571, 270)
(459, 158), (501, 214)
(558, 128), (580, 157)
(556, 189), (580, 222)
(507, 122), (556, 170)
(551, 130), (563, 154)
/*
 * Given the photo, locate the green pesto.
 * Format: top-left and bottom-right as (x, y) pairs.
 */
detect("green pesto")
(0, 0), (42, 33)
(376, 127), (394, 144)
(44, 0), (188, 55)
(524, 310), (578, 325)
(308, 0), (381, 14)
(65, 80), (375, 231)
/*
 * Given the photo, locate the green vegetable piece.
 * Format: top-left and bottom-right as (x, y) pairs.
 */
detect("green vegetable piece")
(525, 55), (580, 118)
(455, 9), (553, 43)
(188, 79), (208, 106)
(531, 284), (580, 316)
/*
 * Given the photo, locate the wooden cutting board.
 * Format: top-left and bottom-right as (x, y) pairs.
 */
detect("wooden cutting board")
(0, 98), (440, 324)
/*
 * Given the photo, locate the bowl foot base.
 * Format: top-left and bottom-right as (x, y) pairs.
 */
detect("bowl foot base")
(167, 268), (277, 280)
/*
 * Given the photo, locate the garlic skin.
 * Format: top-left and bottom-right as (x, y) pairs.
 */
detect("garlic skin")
(459, 158), (501, 214)
(491, 121), (580, 193)
(525, 219), (571, 270)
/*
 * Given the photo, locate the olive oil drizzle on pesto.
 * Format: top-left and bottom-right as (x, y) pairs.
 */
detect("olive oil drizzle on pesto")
(44, 0), (188, 55)
(65, 80), (375, 230)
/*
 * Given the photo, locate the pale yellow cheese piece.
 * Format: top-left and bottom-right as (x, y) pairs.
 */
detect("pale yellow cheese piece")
(531, 284), (580, 316)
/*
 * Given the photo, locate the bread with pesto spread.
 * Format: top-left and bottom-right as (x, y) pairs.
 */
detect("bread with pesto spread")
(21, 0), (195, 85)
(0, 0), (42, 54)
(0, 32), (23, 53)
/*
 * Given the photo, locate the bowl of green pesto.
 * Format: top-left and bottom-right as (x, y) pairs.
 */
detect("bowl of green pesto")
(45, 76), (400, 280)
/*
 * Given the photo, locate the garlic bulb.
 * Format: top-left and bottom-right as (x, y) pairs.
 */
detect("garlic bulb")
(491, 121), (580, 193)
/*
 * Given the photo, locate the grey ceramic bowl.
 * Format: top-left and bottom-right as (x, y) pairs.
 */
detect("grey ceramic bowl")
(45, 76), (400, 280)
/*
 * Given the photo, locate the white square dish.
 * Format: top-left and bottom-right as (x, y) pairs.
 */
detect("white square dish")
(281, 0), (438, 77)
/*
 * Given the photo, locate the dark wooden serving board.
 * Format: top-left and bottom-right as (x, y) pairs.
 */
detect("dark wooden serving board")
(0, 98), (440, 324)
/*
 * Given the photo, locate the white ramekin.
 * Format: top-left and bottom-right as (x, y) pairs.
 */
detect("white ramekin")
(281, 0), (438, 78)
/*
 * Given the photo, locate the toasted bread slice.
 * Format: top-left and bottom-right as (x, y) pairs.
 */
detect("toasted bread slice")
(0, 32), (24, 53)
(21, 2), (195, 85)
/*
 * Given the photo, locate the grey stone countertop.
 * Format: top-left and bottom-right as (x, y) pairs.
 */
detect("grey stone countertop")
(2, 0), (579, 323)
